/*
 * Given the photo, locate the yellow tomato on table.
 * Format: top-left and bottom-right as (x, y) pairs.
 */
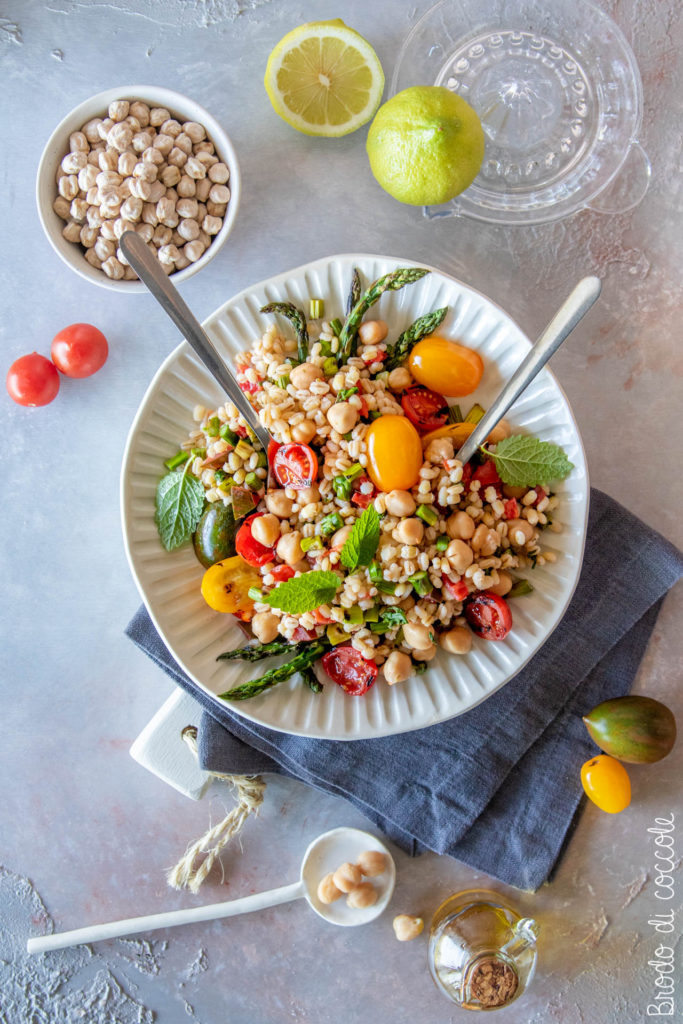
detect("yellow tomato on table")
(201, 555), (260, 619)
(408, 336), (484, 397)
(366, 414), (423, 492)
(580, 754), (632, 814)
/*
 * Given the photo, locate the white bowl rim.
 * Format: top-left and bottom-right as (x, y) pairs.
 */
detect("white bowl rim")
(36, 84), (241, 293)
(120, 252), (590, 739)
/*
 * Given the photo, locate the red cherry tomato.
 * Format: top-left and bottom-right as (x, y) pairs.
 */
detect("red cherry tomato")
(442, 578), (469, 602)
(270, 565), (295, 583)
(321, 645), (378, 696)
(503, 498), (520, 519)
(358, 397), (370, 418)
(272, 442), (318, 490)
(6, 353), (60, 407)
(464, 593), (512, 640)
(51, 323), (108, 378)
(472, 460), (502, 490)
(235, 513), (276, 567)
(461, 463), (473, 488)
(292, 626), (318, 642)
(401, 386), (449, 433)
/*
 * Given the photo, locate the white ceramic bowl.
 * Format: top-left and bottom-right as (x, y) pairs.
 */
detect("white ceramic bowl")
(121, 254), (589, 741)
(36, 85), (241, 293)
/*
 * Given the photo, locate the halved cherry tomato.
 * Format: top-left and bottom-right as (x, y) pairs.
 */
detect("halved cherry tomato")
(293, 626), (318, 642)
(200, 556), (260, 618)
(461, 463), (473, 489)
(401, 386), (448, 433)
(503, 498), (520, 519)
(408, 336), (484, 397)
(6, 353), (60, 407)
(321, 645), (378, 696)
(442, 579), (469, 602)
(464, 593), (512, 640)
(268, 438), (282, 463)
(366, 415), (423, 492)
(235, 513), (276, 567)
(51, 323), (108, 378)
(473, 460), (502, 490)
(272, 442), (318, 490)
(270, 565), (295, 583)
(580, 755), (631, 814)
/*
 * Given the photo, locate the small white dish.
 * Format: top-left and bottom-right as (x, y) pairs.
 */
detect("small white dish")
(120, 253), (589, 740)
(36, 85), (241, 292)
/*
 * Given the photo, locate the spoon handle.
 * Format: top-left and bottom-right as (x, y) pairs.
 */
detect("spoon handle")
(120, 231), (272, 453)
(27, 880), (305, 954)
(456, 276), (601, 465)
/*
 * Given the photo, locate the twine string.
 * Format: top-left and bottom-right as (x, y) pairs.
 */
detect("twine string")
(166, 726), (266, 894)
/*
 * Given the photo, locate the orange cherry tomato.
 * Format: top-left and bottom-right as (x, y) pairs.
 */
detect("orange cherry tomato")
(366, 414), (423, 492)
(200, 556), (260, 619)
(580, 754), (632, 814)
(408, 336), (484, 398)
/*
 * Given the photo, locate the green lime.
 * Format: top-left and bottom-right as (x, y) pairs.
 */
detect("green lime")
(366, 86), (485, 205)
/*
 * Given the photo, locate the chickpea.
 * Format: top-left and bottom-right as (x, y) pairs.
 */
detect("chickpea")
(333, 862), (362, 893)
(80, 224), (98, 248)
(290, 362), (323, 390)
(251, 612), (280, 644)
(69, 130), (89, 152)
(265, 490), (294, 518)
(412, 643), (437, 662)
(148, 180), (166, 203)
(177, 174), (197, 198)
(357, 850), (387, 876)
(393, 518), (424, 546)
(184, 239), (206, 263)
(108, 99), (129, 122)
(129, 101), (150, 126)
(183, 120), (206, 143)
(107, 123), (133, 152)
(276, 531), (303, 566)
(358, 320), (388, 345)
(487, 419), (511, 444)
(136, 222), (154, 244)
(83, 117), (103, 144)
(142, 145), (164, 166)
(62, 220), (82, 243)
(331, 525), (353, 550)
(471, 524), (499, 556)
(440, 627), (472, 655)
(177, 217), (200, 241)
(177, 197), (199, 219)
(387, 367), (412, 391)
(317, 873), (343, 905)
(507, 519), (535, 546)
(58, 174), (79, 201)
(446, 539), (474, 574)
(175, 133), (194, 155)
(251, 513), (280, 548)
(61, 151), (87, 174)
(384, 490), (416, 517)
(489, 571), (513, 597)
(297, 484), (320, 505)
(425, 437), (454, 464)
(160, 118), (182, 138)
(53, 195), (71, 220)
(208, 161), (230, 184)
(327, 402), (358, 435)
(153, 225), (172, 247)
(84, 249), (102, 270)
(383, 651), (413, 686)
(346, 882), (378, 909)
(393, 915), (424, 942)
(502, 484), (527, 499)
(203, 214), (223, 236)
(291, 419), (317, 444)
(185, 156), (207, 180)
(102, 255), (124, 279)
(447, 510), (475, 541)
(402, 622), (433, 651)
(160, 164), (182, 188)
(195, 178), (211, 202)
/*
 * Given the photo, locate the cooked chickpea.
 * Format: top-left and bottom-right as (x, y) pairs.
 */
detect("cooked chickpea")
(440, 627), (472, 655)
(331, 525), (353, 550)
(297, 485), (320, 505)
(446, 539), (475, 574)
(412, 643), (437, 662)
(446, 511), (475, 541)
(425, 437), (454, 464)
(358, 320), (388, 345)
(289, 362), (323, 390)
(471, 524), (499, 556)
(393, 915), (424, 942)
(357, 850), (387, 877)
(393, 518), (424, 546)
(291, 419), (317, 444)
(383, 651), (413, 686)
(333, 862), (362, 893)
(487, 419), (511, 444)
(265, 490), (294, 518)
(502, 484), (527, 499)
(317, 873), (343, 905)
(384, 490), (416, 517)
(387, 367), (412, 391)
(507, 519), (535, 546)
(251, 612), (280, 644)
(346, 882), (378, 909)
(327, 402), (358, 435)
(276, 531), (303, 566)
(402, 622), (433, 651)
(489, 571), (513, 597)
(251, 514), (280, 548)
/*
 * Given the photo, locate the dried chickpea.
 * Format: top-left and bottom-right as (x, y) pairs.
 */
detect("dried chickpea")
(132, 130), (153, 153)
(70, 197), (89, 222)
(142, 145), (164, 166)
(100, 219), (117, 241)
(175, 253), (191, 271)
(118, 151), (137, 177)
(80, 224), (98, 248)
(97, 117), (114, 140)
(357, 850), (387, 877)
(332, 863), (362, 893)
(209, 183), (230, 204)
(167, 146), (188, 168)
(174, 132), (193, 155)
(183, 239), (205, 262)
(84, 248), (102, 269)
(195, 140), (215, 154)
(148, 180), (166, 203)
(206, 200), (226, 218)
(183, 120), (206, 143)
(107, 123), (133, 152)
(94, 236), (115, 262)
(208, 161), (230, 183)
(317, 873), (343, 905)
(176, 197), (199, 219)
(141, 202), (158, 226)
(160, 118), (181, 138)
(346, 883), (378, 909)
(120, 196), (143, 222)
(61, 151), (87, 174)
(78, 164), (99, 191)
(53, 195), (70, 220)
(135, 222), (154, 244)
(62, 220), (82, 242)
(102, 255), (124, 279)
(108, 99), (129, 122)
(185, 156), (207, 180)
(177, 218), (200, 241)
(58, 175), (79, 201)
(149, 106), (170, 126)
(177, 175), (196, 198)
(153, 225), (172, 247)
(195, 177), (211, 201)
(160, 164), (182, 188)
(393, 915), (424, 942)
(202, 215), (222, 236)
(82, 117), (103, 143)
(129, 100), (150, 126)
(196, 150), (218, 167)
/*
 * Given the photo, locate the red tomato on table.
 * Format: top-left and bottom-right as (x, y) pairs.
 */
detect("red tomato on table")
(6, 353), (60, 406)
(321, 645), (378, 696)
(51, 323), (108, 378)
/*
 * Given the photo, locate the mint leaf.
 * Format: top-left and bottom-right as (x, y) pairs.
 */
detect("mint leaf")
(155, 464), (205, 551)
(341, 507), (381, 571)
(487, 435), (574, 488)
(263, 570), (340, 614)
(380, 607), (407, 627)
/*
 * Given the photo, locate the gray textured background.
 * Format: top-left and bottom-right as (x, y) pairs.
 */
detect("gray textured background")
(1, 0), (681, 1021)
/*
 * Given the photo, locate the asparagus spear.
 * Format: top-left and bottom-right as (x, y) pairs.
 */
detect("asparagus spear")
(217, 639), (304, 662)
(346, 267), (361, 316)
(218, 642), (327, 701)
(260, 301), (309, 363)
(301, 664), (323, 694)
(338, 268), (430, 363)
(384, 306), (449, 371)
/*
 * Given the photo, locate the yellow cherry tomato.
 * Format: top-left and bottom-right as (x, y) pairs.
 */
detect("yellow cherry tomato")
(580, 754), (632, 814)
(408, 336), (484, 397)
(366, 414), (423, 492)
(200, 555), (260, 619)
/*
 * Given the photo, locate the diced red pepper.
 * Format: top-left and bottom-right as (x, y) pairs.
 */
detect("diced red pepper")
(359, 397), (369, 418)
(473, 460), (502, 489)
(533, 487), (548, 507)
(461, 463), (473, 489)
(312, 607), (333, 625)
(503, 498), (520, 520)
(238, 378), (261, 394)
(292, 626), (318, 642)
(270, 565), (295, 583)
(351, 476), (376, 508)
(442, 578), (469, 602)
(362, 349), (386, 366)
(236, 425), (248, 439)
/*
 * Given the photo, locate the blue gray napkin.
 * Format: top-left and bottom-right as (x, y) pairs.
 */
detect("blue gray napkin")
(127, 489), (682, 890)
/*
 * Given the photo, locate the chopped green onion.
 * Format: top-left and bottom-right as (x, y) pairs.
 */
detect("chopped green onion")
(412, 659), (428, 675)
(309, 298), (324, 319)
(300, 535), (324, 553)
(276, 375), (290, 389)
(363, 606), (379, 623)
(342, 462), (364, 479)
(416, 503), (438, 526)
(508, 578), (534, 598)
(190, 447), (206, 459)
(322, 357), (338, 377)
(205, 416), (221, 437)
(376, 580), (397, 595)
(248, 587), (263, 602)
(342, 431), (353, 442)
(256, 451), (268, 468)
(219, 423), (239, 445)
(336, 387), (359, 402)
(234, 439), (253, 460)
(332, 475), (353, 501)
(163, 450), (190, 471)
(409, 571), (433, 597)
(369, 621), (390, 634)
(319, 512), (343, 536)
(345, 605), (364, 625)
(329, 317), (343, 337)
(244, 472), (261, 490)
(217, 476), (233, 492)
(435, 534), (449, 552)
(464, 403), (485, 425)
(448, 404), (463, 424)
(326, 622), (348, 646)
(368, 561), (383, 583)
(368, 410), (382, 421)
(319, 339), (332, 356)
(214, 469), (227, 483)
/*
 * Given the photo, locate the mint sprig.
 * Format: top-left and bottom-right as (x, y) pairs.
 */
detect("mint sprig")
(484, 435), (574, 488)
(155, 460), (205, 551)
(263, 570), (340, 614)
(341, 507), (381, 571)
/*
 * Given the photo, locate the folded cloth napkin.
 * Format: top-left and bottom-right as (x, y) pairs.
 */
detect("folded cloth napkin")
(127, 489), (682, 890)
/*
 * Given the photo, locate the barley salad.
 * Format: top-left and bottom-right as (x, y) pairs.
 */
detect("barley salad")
(155, 264), (574, 701)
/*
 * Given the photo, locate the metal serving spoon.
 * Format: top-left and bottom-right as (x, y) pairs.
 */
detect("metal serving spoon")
(455, 276), (602, 464)
(120, 230), (273, 455)
(27, 827), (395, 954)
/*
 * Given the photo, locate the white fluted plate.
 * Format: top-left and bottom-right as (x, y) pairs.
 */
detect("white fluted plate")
(121, 254), (588, 740)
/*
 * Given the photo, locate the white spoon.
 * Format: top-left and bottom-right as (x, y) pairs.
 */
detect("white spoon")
(26, 827), (395, 954)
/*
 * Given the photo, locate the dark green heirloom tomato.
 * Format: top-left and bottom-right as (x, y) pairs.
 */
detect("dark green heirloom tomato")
(193, 503), (238, 568)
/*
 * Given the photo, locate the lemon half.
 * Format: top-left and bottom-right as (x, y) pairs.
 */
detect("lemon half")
(264, 19), (385, 137)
